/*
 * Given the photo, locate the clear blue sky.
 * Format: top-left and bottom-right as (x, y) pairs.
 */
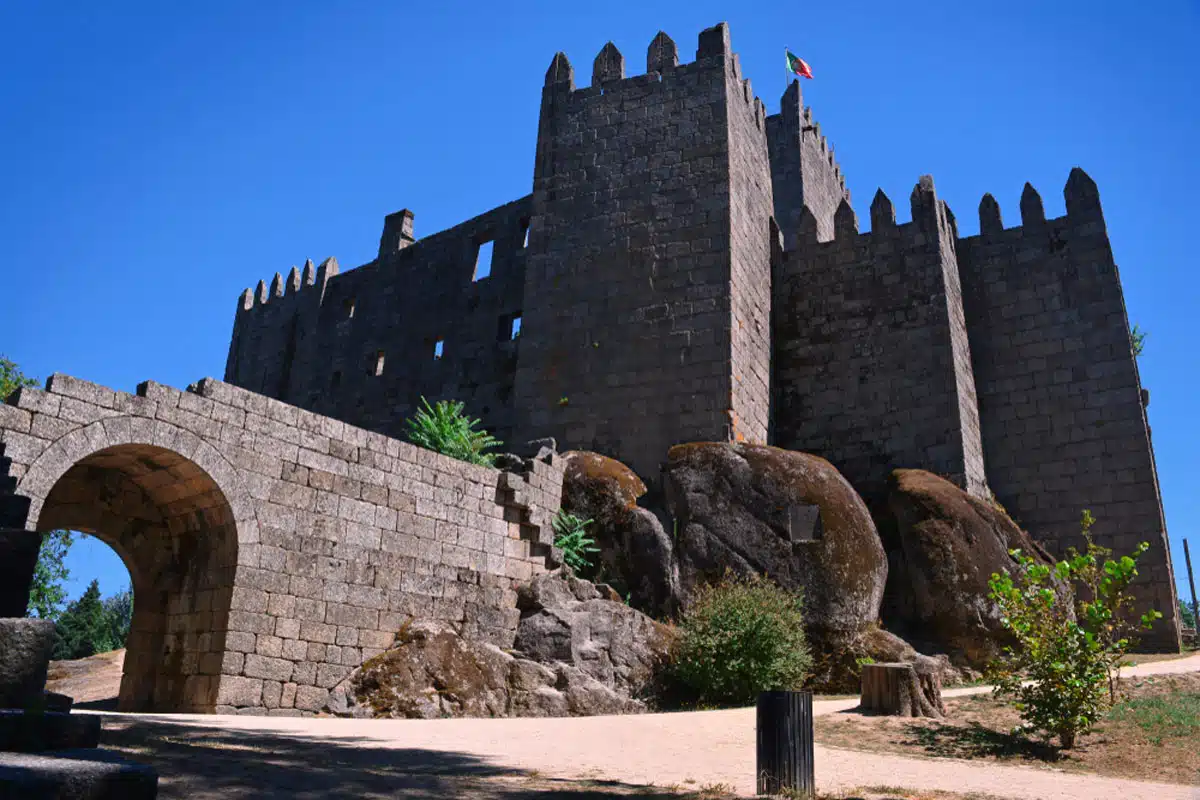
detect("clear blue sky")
(2, 1), (1197, 607)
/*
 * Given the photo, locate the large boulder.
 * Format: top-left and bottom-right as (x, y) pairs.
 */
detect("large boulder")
(559, 451), (680, 616)
(326, 572), (674, 718)
(878, 469), (1059, 668)
(663, 443), (887, 638)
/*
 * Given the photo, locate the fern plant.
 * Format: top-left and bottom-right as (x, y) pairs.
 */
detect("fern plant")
(552, 509), (600, 577)
(404, 396), (501, 467)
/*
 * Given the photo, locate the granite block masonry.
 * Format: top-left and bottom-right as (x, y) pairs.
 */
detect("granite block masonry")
(220, 21), (1179, 651)
(0, 374), (563, 714)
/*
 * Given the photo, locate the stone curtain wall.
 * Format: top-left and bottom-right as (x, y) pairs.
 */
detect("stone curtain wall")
(772, 178), (987, 504)
(0, 374), (562, 713)
(513, 24), (772, 488)
(225, 196), (533, 449)
(764, 81), (852, 247)
(958, 170), (1179, 650)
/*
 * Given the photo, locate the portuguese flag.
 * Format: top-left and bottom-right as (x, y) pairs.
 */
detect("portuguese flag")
(786, 50), (813, 79)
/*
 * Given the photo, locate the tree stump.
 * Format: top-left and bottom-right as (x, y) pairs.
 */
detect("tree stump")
(860, 661), (945, 718)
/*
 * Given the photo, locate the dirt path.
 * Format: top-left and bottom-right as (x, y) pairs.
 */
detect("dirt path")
(80, 652), (1200, 799)
(91, 651), (1200, 800)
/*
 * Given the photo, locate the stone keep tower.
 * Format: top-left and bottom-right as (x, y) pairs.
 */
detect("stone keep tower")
(512, 24), (774, 490)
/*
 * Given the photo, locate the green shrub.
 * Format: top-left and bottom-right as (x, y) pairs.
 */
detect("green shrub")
(987, 510), (1162, 748)
(668, 572), (811, 707)
(404, 397), (501, 467)
(552, 510), (599, 577)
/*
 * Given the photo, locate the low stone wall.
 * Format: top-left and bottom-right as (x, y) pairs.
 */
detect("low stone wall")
(0, 374), (563, 714)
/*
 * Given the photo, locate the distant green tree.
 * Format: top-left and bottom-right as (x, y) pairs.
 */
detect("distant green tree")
(0, 354), (38, 400)
(51, 580), (110, 660)
(28, 531), (75, 620)
(1, 357), (75, 621)
(1180, 599), (1198, 630)
(101, 588), (134, 650)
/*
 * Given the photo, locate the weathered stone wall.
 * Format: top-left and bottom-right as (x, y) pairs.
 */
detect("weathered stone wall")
(725, 42), (774, 446)
(0, 374), (563, 713)
(772, 178), (987, 504)
(225, 197), (532, 449)
(958, 170), (1179, 650)
(765, 80), (851, 246)
(511, 24), (773, 488)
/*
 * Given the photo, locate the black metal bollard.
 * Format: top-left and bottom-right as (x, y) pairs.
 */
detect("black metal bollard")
(756, 689), (815, 797)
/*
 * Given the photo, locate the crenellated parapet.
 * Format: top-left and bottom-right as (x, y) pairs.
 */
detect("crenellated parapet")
(774, 174), (987, 503)
(956, 168), (1177, 650)
(765, 80), (851, 247)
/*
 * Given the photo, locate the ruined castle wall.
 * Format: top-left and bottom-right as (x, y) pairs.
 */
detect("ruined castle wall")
(773, 179), (987, 504)
(0, 374), (563, 713)
(512, 25), (774, 487)
(958, 171), (1178, 649)
(765, 81), (851, 246)
(225, 197), (532, 449)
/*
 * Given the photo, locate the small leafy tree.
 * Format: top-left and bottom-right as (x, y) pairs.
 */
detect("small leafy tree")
(403, 397), (501, 467)
(551, 510), (599, 577)
(987, 510), (1162, 748)
(669, 572), (811, 708)
(28, 530), (75, 620)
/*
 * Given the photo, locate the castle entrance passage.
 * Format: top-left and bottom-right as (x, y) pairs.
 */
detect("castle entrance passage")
(21, 443), (238, 713)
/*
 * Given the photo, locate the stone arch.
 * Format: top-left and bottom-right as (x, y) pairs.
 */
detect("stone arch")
(15, 417), (259, 712)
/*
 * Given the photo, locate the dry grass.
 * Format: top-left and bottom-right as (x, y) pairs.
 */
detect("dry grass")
(815, 673), (1200, 786)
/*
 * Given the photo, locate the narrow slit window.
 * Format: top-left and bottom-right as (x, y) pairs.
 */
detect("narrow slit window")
(510, 315), (522, 339)
(473, 240), (494, 281)
(343, 298), (356, 318)
(373, 350), (385, 376)
(331, 371), (342, 390)
(433, 339), (444, 360)
(520, 220), (530, 249)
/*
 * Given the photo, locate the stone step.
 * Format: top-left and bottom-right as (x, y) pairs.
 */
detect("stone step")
(0, 711), (100, 753)
(0, 748), (158, 799)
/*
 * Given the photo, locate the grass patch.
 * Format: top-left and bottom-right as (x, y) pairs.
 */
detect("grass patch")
(1108, 684), (1200, 745)
(814, 673), (1200, 786)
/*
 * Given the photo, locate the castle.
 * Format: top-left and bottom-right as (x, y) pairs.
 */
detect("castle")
(223, 23), (1179, 649)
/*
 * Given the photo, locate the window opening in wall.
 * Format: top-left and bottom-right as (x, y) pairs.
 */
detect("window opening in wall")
(474, 240), (494, 280)
(343, 298), (356, 318)
(520, 220), (530, 249)
(373, 350), (385, 376)
(433, 339), (444, 360)
(510, 315), (522, 339)
(331, 370), (342, 389)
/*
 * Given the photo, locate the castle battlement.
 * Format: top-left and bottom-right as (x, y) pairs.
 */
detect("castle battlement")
(222, 22), (1179, 652)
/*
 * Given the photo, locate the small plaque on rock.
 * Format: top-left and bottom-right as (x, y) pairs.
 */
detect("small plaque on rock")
(787, 503), (822, 543)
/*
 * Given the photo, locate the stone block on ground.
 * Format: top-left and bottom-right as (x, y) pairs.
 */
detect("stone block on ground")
(0, 748), (158, 799)
(860, 661), (945, 718)
(0, 710), (101, 753)
(0, 619), (56, 709)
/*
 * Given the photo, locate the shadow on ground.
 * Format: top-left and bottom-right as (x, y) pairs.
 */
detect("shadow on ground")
(89, 716), (911, 799)
(94, 716), (719, 799)
(898, 721), (1063, 764)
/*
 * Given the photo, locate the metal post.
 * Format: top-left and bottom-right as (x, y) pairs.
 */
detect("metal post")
(1184, 538), (1199, 638)
(756, 690), (815, 797)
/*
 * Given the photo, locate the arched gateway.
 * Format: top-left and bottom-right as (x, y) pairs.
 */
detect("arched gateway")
(0, 374), (561, 713)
